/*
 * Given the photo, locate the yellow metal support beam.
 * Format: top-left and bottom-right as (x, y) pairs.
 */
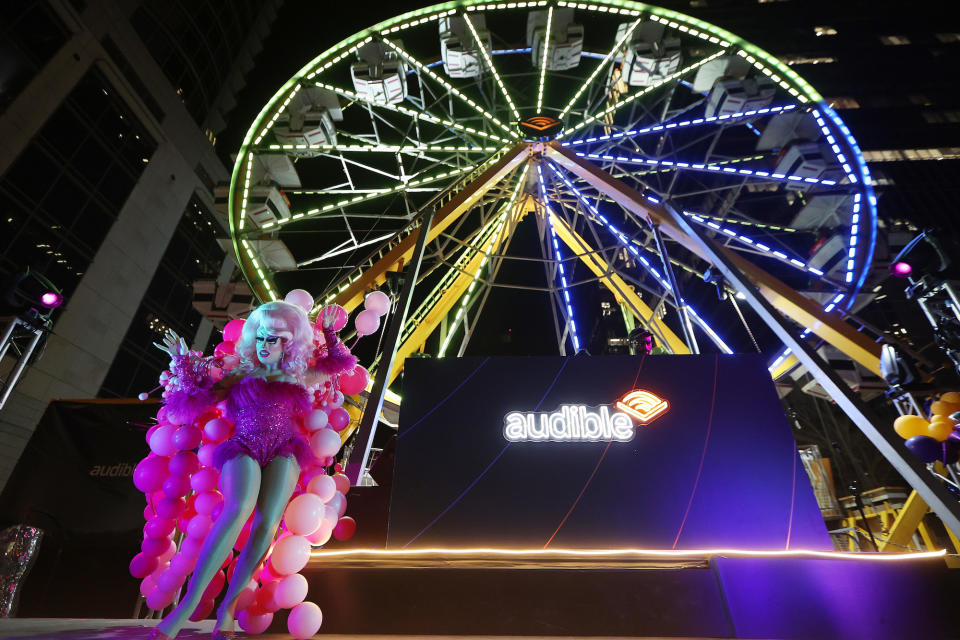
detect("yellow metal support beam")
(545, 144), (883, 376)
(877, 490), (929, 552)
(548, 211), (689, 354)
(333, 143), (531, 312)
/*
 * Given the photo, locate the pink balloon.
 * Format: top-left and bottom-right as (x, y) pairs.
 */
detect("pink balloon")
(168, 451), (199, 477)
(283, 493), (325, 536)
(332, 473), (350, 495)
(322, 304), (348, 331)
(274, 573), (308, 610)
(149, 424), (179, 457)
(180, 535), (204, 560)
(187, 514), (213, 538)
(288, 601), (323, 639)
(236, 580), (258, 611)
(144, 517), (176, 540)
(285, 289), (314, 312)
(197, 443), (218, 467)
(169, 552), (195, 576)
(322, 505), (338, 529)
(334, 516), (357, 541)
(222, 318), (245, 343)
(354, 309), (380, 336)
(327, 408), (350, 432)
(270, 536), (311, 575)
(203, 418), (232, 442)
(327, 492), (347, 518)
(134, 456), (170, 494)
(173, 425), (202, 451)
(310, 429), (341, 458)
(189, 597), (215, 622)
(307, 475), (336, 502)
(191, 468), (219, 493)
(146, 588), (176, 611)
(238, 610), (273, 634)
(214, 341), (235, 357)
(306, 524), (332, 546)
(155, 496), (186, 520)
(158, 543), (177, 566)
(194, 491), (223, 516)
(129, 552), (159, 578)
(145, 424), (159, 441)
(305, 409), (328, 432)
(156, 567), (186, 592)
(139, 574), (158, 598)
(338, 365), (368, 395)
(202, 569), (225, 601)
(162, 474), (191, 499)
(363, 290), (390, 316)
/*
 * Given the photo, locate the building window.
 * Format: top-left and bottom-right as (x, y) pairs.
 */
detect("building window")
(781, 55), (837, 66)
(0, 2), (70, 112)
(826, 97), (860, 109)
(935, 33), (960, 43)
(880, 35), (911, 45)
(862, 148), (960, 162)
(922, 110), (960, 124)
(814, 26), (837, 37)
(0, 69), (157, 302)
(99, 196), (226, 398)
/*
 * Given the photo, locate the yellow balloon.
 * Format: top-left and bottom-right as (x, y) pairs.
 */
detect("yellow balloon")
(940, 391), (960, 404)
(928, 421), (954, 442)
(930, 400), (960, 417)
(894, 415), (930, 440)
(930, 415), (954, 425)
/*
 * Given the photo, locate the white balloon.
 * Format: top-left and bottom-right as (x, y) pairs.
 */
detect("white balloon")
(327, 491), (347, 518)
(310, 428), (341, 458)
(305, 409), (328, 432)
(307, 474), (337, 502)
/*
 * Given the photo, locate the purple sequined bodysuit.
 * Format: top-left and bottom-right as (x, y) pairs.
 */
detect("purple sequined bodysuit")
(212, 377), (313, 469)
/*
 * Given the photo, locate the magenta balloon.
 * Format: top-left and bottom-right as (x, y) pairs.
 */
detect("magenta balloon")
(214, 341), (235, 356)
(203, 417), (232, 442)
(338, 365), (368, 395)
(139, 575), (158, 598)
(145, 587), (176, 611)
(168, 451), (199, 477)
(156, 567), (186, 592)
(238, 611), (273, 635)
(202, 569), (226, 601)
(149, 424), (180, 457)
(197, 443), (217, 467)
(173, 425), (202, 451)
(327, 408), (350, 432)
(187, 514), (213, 538)
(354, 310), (379, 336)
(144, 517), (176, 539)
(194, 491), (223, 516)
(189, 597), (215, 622)
(162, 474), (191, 499)
(287, 601), (323, 639)
(222, 318), (245, 343)
(363, 290), (391, 316)
(169, 552), (195, 576)
(134, 456), (169, 494)
(235, 580), (257, 611)
(141, 536), (174, 558)
(191, 468), (219, 493)
(155, 496), (186, 520)
(129, 552), (159, 578)
(333, 516), (357, 541)
(180, 535), (204, 559)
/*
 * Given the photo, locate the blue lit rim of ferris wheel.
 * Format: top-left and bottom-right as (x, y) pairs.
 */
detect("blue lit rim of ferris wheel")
(228, 0), (879, 350)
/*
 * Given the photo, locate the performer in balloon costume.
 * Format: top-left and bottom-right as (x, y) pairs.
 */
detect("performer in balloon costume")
(130, 289), (390, 639)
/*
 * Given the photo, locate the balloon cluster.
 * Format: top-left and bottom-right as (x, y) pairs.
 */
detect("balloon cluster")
(129, 288), (379, 638)
(354, 290), (390, 337)
(893, 391), (960, 466)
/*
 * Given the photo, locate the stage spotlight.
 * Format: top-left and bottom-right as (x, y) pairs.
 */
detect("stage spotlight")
(40, 292), (63, 309)
(891, 261), (913, 277)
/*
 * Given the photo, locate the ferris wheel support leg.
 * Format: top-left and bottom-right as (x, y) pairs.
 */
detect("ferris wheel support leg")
(548, 212), (689, 355)
(648, 220), (699, 354)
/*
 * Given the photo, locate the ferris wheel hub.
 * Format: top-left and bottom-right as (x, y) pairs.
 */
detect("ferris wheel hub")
(519, 115), (564, 141)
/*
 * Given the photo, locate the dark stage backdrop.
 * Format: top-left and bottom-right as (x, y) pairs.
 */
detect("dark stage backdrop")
(388, 354), (831, 550)
(0, 399), (153, 617)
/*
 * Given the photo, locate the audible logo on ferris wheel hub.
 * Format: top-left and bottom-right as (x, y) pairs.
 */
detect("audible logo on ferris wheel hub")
(503, 389), (669, 443)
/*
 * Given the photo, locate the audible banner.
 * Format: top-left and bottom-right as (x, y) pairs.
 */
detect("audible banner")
(388, 355), (831, 550)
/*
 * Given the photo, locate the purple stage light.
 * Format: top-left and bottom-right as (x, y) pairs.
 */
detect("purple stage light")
(891, 261), (913, 277)
(40, 291), (62, 308)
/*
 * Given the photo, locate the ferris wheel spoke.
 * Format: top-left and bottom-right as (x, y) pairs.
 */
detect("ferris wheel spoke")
(534, 6), (554, 115)
(380, 36), (518, 138)
(462, 13), (520, 122)
(558, 17), (643, 121)
(560, 49), (728, 140)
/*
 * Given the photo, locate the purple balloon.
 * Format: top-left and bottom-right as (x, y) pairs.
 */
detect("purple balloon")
(943, 432), (960, 465)
(905, 435), (942, 464)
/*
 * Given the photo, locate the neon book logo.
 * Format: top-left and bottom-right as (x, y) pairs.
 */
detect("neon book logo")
(503, 389), (669, 443)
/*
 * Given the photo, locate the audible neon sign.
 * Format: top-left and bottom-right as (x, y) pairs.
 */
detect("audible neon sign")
(503, 389), (669, 443)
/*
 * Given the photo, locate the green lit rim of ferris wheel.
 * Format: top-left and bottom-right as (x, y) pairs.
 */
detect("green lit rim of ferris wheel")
(228, 0), (878, 365)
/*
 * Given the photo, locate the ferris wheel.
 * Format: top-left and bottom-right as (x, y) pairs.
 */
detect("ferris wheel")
(225, 0), (880, 391)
